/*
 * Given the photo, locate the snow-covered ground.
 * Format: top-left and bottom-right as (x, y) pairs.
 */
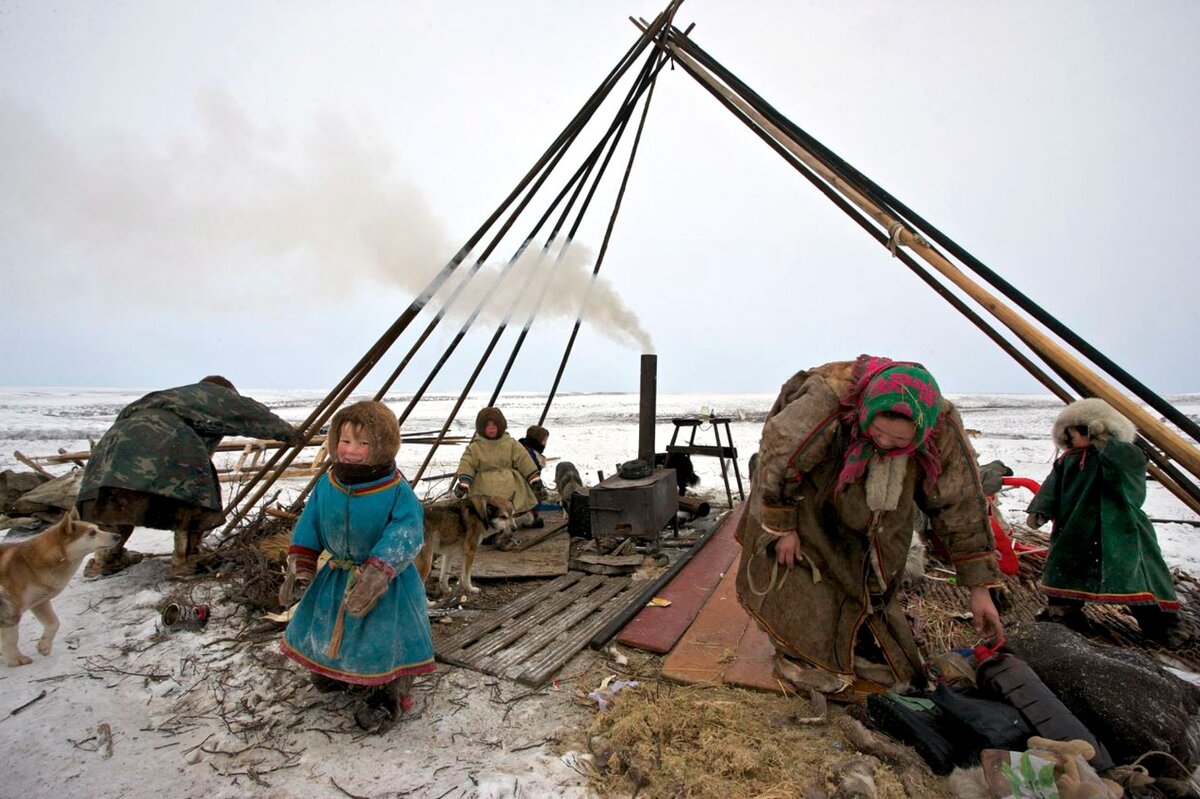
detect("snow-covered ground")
(1, 387), (1198, 798)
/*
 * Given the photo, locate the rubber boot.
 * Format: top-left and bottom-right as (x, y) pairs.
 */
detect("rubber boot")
(393, 675), (415, 714)
(84, 524), (142, 577)
(1130, 605), (1190, 650)
(354, 676), (417, 732)
(976, 652), (1114, 771)
(170, 529), (213, 579)
(1036, 599), (1088, 632)
(309, 672), (348, 694)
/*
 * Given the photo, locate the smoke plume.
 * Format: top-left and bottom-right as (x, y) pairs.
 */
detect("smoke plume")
(0, 90), (653, 352)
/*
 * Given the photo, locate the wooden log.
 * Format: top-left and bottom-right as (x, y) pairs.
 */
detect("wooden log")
(26, 433), (460, 470)
(1147, 463), (1200, 518)
(678, 495), (710, 517)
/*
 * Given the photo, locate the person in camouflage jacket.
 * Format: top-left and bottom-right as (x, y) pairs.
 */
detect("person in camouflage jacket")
(76, 375), (298, 578)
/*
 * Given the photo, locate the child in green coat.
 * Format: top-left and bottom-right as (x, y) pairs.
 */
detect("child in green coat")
(1027, 398), (1188, 649)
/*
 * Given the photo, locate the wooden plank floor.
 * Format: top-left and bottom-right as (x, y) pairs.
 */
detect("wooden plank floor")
(616, 504), (745, 654)
(660, 561), (780, 692)
(436, 570), (645, 686)
(447, 529), (570, 580)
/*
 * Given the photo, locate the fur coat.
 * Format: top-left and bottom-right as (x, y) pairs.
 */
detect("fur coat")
(737, 361), (1000, 685)
(281, 470), (437, 685)
(456, 436), (541, 514)
(456, 409), (541, 514)
(1028, 399), (1179, 609)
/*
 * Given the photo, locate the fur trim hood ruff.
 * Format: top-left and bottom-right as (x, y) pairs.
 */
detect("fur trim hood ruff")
(475, 407), (507, 439)
(1052, 398), (1136, 448)
(330, 401), (401, 465)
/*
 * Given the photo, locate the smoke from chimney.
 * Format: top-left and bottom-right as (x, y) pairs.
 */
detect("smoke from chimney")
(0, 90), (654, 353)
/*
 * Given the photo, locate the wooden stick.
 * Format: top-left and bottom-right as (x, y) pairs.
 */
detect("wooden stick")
(12, 451), (54, 479)
(1149, 517), (1200, 528)
(1148, 464), (1200, 517)
(9, 689), (47, 716)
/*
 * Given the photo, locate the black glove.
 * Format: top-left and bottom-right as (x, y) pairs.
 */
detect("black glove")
(278, 554), (313, 608)
(532, 479), (549, 502)
(344, 561), (392, 617)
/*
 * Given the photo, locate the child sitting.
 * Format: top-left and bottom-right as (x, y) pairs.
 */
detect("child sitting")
(279, 401), (436, 731)
(517, 424), (550, 475)
(1026, 398), (1187, 649)
(454, 407), (548, 528)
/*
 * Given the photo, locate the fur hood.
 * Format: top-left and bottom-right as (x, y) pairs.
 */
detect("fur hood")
(523, 424), (549, 448)
(329, 401), (401, 465)
(1052, 398), (1136, 448)
(475, 407), (507, 439)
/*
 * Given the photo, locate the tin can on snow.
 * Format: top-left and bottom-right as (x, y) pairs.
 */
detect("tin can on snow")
(159, 602), (209, 630)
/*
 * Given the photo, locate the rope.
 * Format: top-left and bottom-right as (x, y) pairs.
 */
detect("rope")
(324, 559), (358, 660)
(1127, 750), (1200, 792)
(886, 222), (904, 257)
(744, 530), (792, 597)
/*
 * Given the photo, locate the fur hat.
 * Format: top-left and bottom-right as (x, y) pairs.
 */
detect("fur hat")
(1052, 398), (1136, 448)
(525, 425), (549, 446)
(330, 401), (401, 465)
(475, 407), (507, 439)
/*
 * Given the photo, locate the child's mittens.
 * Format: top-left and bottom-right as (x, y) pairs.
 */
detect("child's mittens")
(278, 554), (314, 608)
(453, 481), (469, 499)
(1025, 512), (1049, 530)
(345, 560), (393, 617)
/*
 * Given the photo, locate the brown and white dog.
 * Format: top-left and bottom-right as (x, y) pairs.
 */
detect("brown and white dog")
(416, 495), (516, 596)
(0, 508), (120, 667)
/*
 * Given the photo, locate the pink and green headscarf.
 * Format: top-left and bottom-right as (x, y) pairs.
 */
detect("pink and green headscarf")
(836, 355), (944, 494)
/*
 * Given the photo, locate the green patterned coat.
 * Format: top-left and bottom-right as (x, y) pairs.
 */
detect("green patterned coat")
(78, 383), (296, 521)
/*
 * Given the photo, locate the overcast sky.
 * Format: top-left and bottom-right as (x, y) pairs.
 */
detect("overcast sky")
(2, 0), (1198, 396)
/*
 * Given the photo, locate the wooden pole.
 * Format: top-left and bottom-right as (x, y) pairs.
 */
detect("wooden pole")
(634, 19), (1200, 515)
(216, 8), (681, 531)
(659, 39), (1200, 483)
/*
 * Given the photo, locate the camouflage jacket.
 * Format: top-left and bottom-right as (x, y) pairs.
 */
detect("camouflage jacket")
(78, 383), (296, 512)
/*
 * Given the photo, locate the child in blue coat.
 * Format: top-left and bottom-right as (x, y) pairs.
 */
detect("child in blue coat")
(279, 401), (435, 731)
